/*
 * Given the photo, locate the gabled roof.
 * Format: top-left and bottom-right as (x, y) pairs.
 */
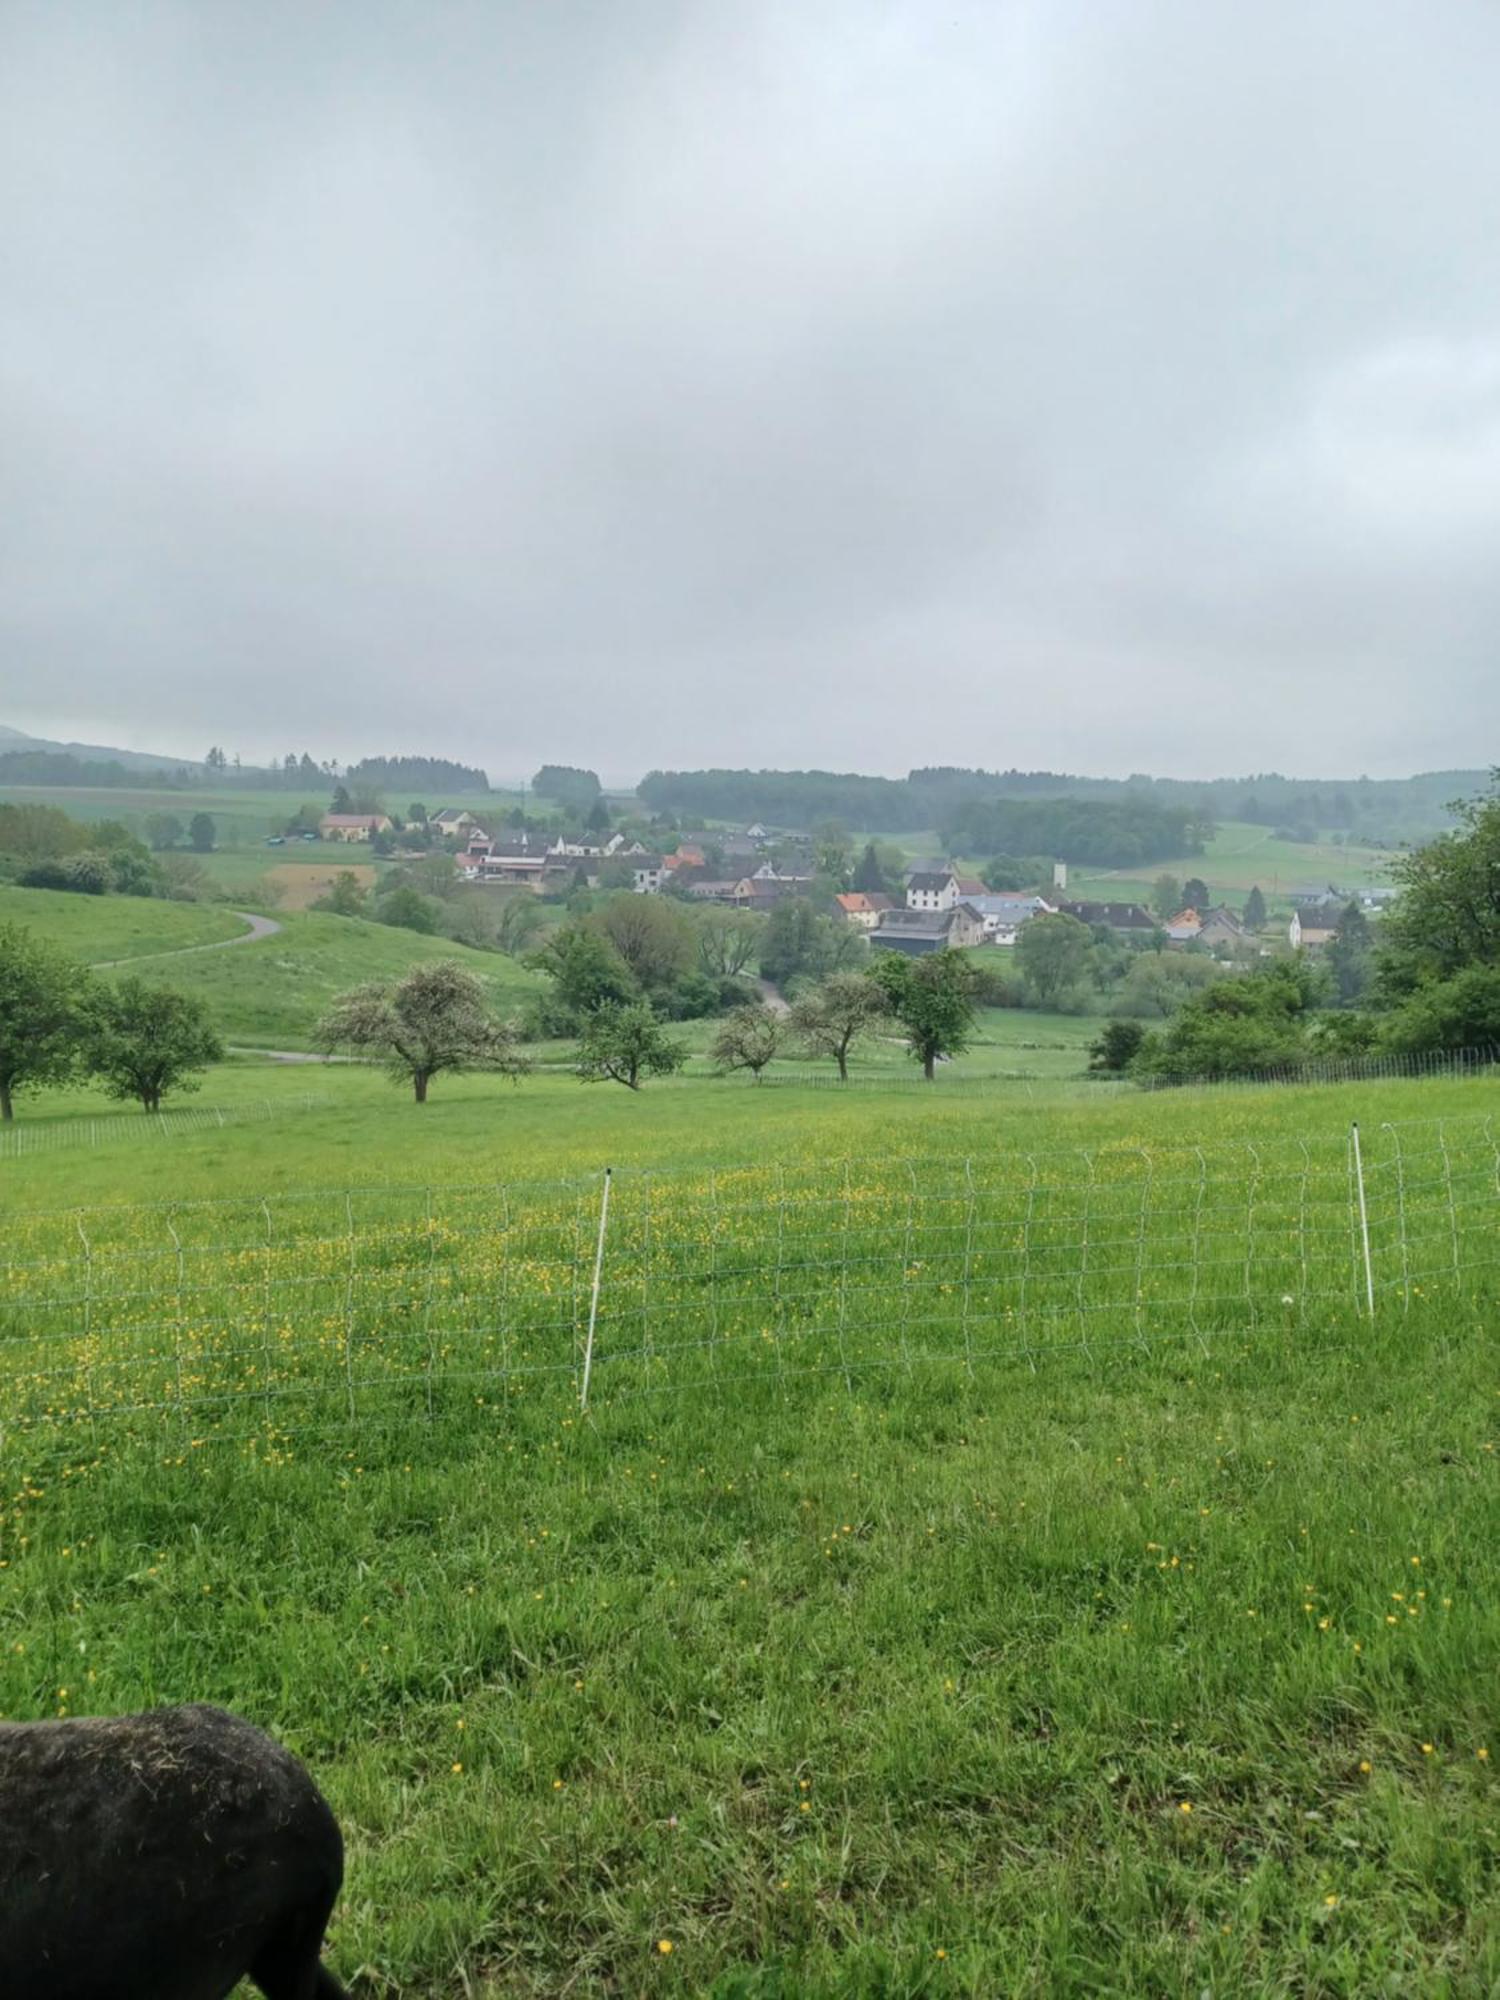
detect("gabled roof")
(320, 812), (389, 829)
(876, 907), (962, 935)
(907, 871), (956, 894)
(1056, 900), (1157, 929)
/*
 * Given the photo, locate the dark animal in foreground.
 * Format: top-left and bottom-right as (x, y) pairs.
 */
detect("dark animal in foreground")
(0, 1703), (348, 2000)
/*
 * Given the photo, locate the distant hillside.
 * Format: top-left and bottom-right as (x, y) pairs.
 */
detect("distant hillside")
(0, 724), (206, 777)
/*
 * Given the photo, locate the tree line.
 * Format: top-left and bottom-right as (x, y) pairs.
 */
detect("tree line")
(637, 767), (1205, 862)
(0, 802), (218, 901)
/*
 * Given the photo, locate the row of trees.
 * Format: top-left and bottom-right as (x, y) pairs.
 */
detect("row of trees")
(0, 926), (222, 1120)
(314, 948), (983, 1103)
(638, 766), (1211, 860)
(712, 954), (978, 1083)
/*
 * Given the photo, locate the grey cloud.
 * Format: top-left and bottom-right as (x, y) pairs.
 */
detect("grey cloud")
(2, 0), (1497, 780)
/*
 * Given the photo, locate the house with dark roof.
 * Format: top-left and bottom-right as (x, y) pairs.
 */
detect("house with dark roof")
(1289, 902), (1347, 949)
(872, 903), (984, 955)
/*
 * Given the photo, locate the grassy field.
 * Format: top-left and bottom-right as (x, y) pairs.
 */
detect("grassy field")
(0, 1060), (1496, 1995)
(0, 883), (251, 961)
(111, 909), (545, 1049)
(656, 1005), (1103, 1081)
(1060, 821), (1397, 915)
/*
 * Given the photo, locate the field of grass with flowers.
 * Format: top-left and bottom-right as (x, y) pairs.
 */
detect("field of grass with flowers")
(1, 1063), (1497, 1994)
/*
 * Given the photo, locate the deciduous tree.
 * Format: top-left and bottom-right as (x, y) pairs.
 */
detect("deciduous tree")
(87, 978), (223, 1112)
(1016, 913), (1096, 1008)
(0, 924), (90, 1120)
(1326, 901), (1373, 1006)
(710, 1004), (781, 1080)
(496, 895), (547, 956)
(789, 971), (888, 1081)
(594, 894), (694, 993)
(870, 951), (977, 1080)
(312, 871), (368, 917)
(694, 907), (764, 978)
(575, 1004), (686, 1089)
(318, 962), (529, 1102)
(535, 924), (638, 1015)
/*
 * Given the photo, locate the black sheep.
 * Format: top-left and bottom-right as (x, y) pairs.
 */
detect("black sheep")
(0, 1703), (349, 2000)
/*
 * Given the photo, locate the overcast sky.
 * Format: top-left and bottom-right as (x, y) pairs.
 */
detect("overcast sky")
(3, 2), (1498, 784)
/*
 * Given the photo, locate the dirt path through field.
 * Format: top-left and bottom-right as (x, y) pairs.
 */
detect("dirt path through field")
(97, 910), (282, 967)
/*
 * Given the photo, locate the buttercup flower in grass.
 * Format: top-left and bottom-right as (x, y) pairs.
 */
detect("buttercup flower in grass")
(657, 1939), (673, 1956)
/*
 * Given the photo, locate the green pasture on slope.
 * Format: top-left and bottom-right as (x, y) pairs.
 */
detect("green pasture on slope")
(1059, 821), (1396, 914)
(0, 883), (250, 961)
(98, 908), (545, 1049)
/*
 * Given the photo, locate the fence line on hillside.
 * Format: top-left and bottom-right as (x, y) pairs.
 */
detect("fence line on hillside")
(0, 1095), (332, 1162)
(1, 1114), (1496, 1445)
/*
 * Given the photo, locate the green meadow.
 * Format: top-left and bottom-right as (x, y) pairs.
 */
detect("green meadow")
(108, 910), (544, 1050)
(0, 842), (1496, 1997)
(1059, 820), (1396, 915)
(0, 884), (250, 962)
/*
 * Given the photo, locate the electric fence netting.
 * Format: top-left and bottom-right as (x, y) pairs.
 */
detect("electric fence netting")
(2, 1114), (1497, 1447)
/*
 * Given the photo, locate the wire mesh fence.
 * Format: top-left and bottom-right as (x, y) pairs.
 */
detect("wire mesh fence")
(2, 1115), (1497, 1447)
(0, 1096), (332, 1161)
(743, 1044), (1500, 1093)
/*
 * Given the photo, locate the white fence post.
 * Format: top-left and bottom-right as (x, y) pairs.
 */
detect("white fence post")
(1350, 1122), (1375, 1318)
(580, 1167), (613, 1414)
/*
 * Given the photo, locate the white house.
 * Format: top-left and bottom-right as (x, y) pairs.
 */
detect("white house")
(906, 870), (959, 912)
(632, 855), (666, 894)
(548, 830), (624, 859)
